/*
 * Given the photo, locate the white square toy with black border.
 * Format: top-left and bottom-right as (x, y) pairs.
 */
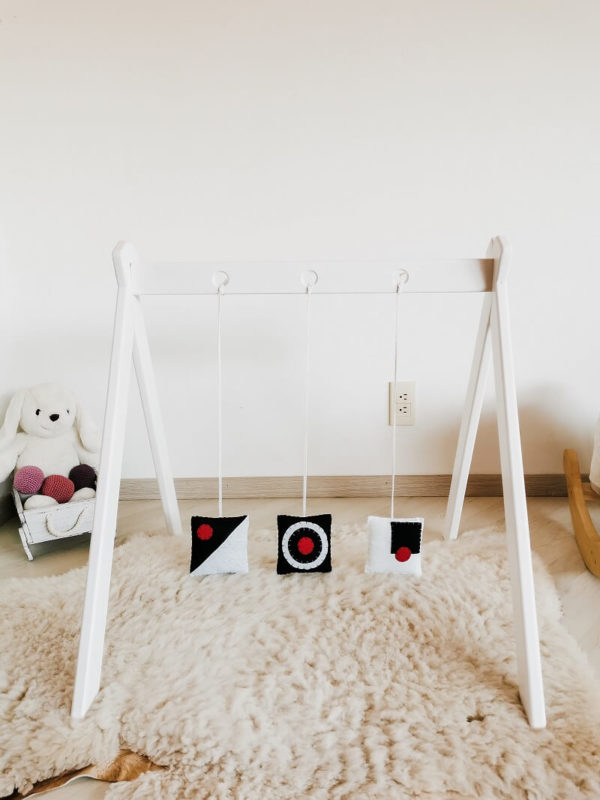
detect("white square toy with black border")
(366, 516), (423, 576)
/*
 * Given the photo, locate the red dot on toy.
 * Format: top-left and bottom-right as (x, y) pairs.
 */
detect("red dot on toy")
(297, 536), (314, 556)
(41, 475), (75, 504)
(197, 523), (214, 540)
(395, 546), (412, 562)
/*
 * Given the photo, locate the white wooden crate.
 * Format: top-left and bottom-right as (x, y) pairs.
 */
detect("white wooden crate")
(13, 489), (95, 560)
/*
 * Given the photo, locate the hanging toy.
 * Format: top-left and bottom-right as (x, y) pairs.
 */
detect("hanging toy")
(277, 513), (332, 574)
(277, 271), (332, 575)
(190, 272), (249, 576)
(365, 270), (423, 576)
(191, 514), (249, 575)
(366, 516), (422, 575)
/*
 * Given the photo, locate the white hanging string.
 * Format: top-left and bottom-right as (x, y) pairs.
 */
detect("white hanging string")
(301, 271), (317, 516)
(213, 271), (229, 518)
(390, 270), (409, 519)
(216, 285), (223, 517)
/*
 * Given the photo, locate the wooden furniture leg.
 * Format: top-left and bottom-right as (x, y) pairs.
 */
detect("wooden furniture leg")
(71, 246), (135, 719)
(490, 237), (545, 729)
(444, 294), (492, 540)
(564, 448), (600, 576)
(131, 296), (181, 537)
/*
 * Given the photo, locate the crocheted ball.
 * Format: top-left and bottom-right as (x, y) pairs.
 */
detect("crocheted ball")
(13, 466), (45, 495)
(41, 475), (75, 504)
(69, 464), (97, 491)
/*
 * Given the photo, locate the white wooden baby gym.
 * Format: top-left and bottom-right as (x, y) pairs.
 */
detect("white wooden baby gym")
(71, 236), (546, 729)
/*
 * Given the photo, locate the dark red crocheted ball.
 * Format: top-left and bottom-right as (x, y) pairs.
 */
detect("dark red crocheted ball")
(41, 475), (75, 504)
(69, 464), (97, 491)
(13, 465), (45, 495)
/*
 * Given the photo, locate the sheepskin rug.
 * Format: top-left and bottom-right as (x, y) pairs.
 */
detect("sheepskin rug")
(2, 525), (600, 799)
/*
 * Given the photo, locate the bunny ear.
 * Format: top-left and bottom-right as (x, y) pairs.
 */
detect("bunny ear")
(75, 403), (101, 453)
(0, 390), (25, 447)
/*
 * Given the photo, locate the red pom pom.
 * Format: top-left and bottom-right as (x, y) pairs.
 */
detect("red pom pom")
(395, 546), (412, 562)
(196, 524), (213, 540)
(14, 466), (44, 495)
(41, 475), (75, 504)
(297, 536), (314, 555)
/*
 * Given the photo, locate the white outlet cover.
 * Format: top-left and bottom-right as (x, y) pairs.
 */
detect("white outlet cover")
(388, 381), (415, 426)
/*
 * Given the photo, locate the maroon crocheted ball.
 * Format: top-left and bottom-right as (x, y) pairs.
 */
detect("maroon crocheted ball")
(69, 464), (97, 491)
(41, 475), (75, 504)
(14, 466), (45, 495)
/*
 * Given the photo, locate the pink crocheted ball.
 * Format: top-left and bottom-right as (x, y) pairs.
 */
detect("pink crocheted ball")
(41, 475), (75, 504)
(13, 466), (45, 495)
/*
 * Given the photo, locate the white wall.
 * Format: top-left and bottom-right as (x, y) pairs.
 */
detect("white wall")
(1, 0), (599, 485)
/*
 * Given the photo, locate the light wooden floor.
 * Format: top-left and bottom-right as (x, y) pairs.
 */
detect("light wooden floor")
(2, 496), (600, 798)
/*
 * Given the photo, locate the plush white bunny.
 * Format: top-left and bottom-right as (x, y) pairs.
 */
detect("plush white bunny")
(0, 383), (100, 509)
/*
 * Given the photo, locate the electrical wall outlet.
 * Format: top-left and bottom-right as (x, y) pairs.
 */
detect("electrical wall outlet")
(388, 381), (416, 426)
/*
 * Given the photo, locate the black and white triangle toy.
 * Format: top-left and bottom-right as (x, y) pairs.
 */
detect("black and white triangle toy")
(190, 514), (249, 575)
(366, 270), (424, 576)
(277, 271), (333, 574)
(190, 272), (249, 576)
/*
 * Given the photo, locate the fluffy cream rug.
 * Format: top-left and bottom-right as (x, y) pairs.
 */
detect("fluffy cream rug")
(1, 525), (600, 799)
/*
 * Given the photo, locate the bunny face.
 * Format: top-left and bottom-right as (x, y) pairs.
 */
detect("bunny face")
(0, 383), (99, 483)
(19, 384), (78, 439)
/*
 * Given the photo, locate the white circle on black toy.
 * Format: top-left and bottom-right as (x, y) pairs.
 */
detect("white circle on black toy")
(277, 514), (332, 574)
(282, 521), (328, 570)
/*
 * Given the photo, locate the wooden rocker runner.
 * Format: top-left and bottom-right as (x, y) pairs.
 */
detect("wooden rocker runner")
(564, 449), (600, 576)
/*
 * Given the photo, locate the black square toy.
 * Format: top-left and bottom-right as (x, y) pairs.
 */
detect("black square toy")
(277, 513), (332, 574)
